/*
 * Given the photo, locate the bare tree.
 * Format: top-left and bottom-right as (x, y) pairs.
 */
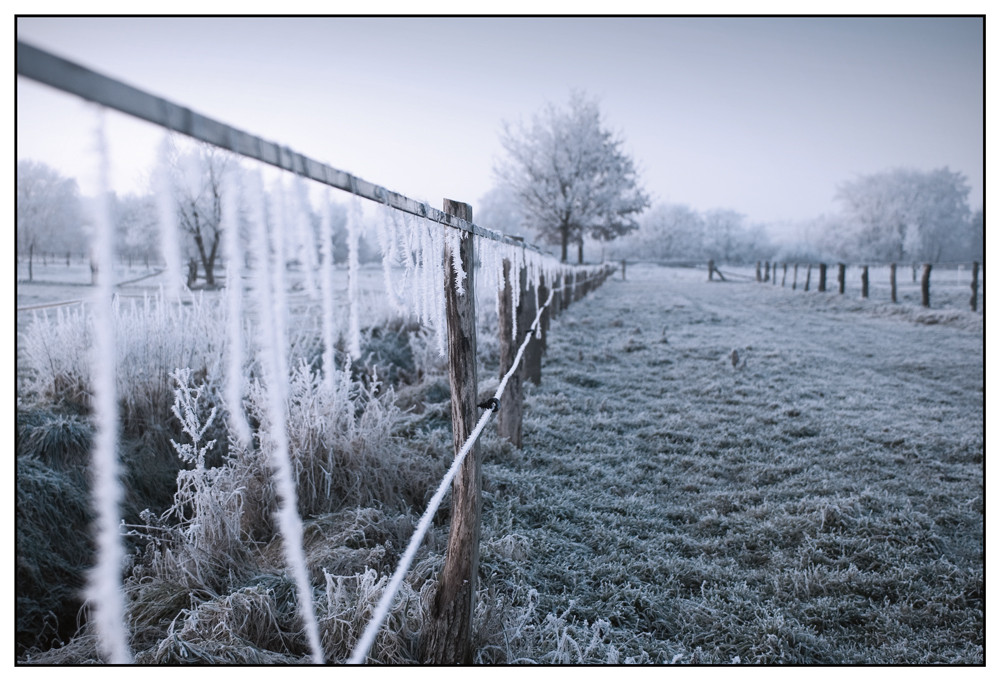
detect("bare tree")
(495, 91), (649, 263)
(164, 144), (236, 287)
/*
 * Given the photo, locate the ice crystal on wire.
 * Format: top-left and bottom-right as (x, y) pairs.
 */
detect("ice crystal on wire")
(221, 165), (252, 446)
(346, 195), (363, 360)
(319, 189), (338, 392)
(246, 168), (323, 664)
(155, 135), (184, 299)
(85, 110), (132, 665)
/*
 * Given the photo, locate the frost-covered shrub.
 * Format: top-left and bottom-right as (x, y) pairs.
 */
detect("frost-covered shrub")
(18, 293), (228, 434)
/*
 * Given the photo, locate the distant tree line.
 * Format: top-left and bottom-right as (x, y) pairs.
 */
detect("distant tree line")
(16, 146), (383, 286)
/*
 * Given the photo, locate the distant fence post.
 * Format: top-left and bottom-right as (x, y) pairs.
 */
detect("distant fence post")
(772, 262), (777, 285)
(890, 263), (897, 303)
(818, 263), (827, 292)
(921, 263), (932, 307)
(421, 198), (480, 665)
(912, 262), (918, 283)
(837, 263), (845, 294)
(971, 261), (980, 311)
(805, 264), (812, 292)
(756, 261), (762, 282)
(792, 263), (798, 290)
(764, 261), (770, 282)
(621, 259), (626, 281)
(782, 263), (787, 287)
(708, 260), (714, 281)
(861, 265), (869, 299)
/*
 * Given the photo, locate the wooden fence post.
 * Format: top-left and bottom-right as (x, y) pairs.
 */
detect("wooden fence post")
(792, 263), (798, 290)
(708, 260), (714, 281)
(861, 265), (869, 299)
(764, 261), (770, 282)
(523, 271), (542, 386)
(756, 261), (762, 282)
(921, 263), (932, 307)
(538, 274), (549, 354)
(890, 263), (897, 303)
(912, 262), (918, 283)
(971, 261), (980, 312)
(818, 263), (827, 292)
(837, 263), (845, 294)
(772, 262), (777, 285)
(621, 259), (626, 281)
(782, 263), (787, 287)
(805, 264), (812, 292)
(420, 199), (480, 664)
(496, 259), (523, 448)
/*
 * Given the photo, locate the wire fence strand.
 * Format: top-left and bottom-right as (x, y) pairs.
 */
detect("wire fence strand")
(347, 285), (557, 664)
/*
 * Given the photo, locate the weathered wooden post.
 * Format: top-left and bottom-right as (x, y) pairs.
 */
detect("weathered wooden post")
(523, 272), (542, 386)
(921, 263), (932, 307)
(764, 261), (770, 282)
(538, 274), (550, 353)
(912, 262), (918, 283)
(756, 261), (762, 282)
(805, 264), (812, 292)
(971, 261), (980, 311)
(890, 263), (897, 303)
(496, 259), (524, 446)
(772, 262), (777, 285)
(792, 263), (798, 290)
(818, 263), (827, 292)
(782, 263), (788, 287)
(837, 263), (846, 294)
(708, 259), (714, 281)
(421, 199), (480, 664)
(861, 265), (869, 299)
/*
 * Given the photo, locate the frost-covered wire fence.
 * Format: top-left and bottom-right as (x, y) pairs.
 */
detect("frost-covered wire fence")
(17, 40), (614, 664)
(348, 285), (557, 664)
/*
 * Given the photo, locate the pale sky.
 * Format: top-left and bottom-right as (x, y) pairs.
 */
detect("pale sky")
(15, 15), (985, 228)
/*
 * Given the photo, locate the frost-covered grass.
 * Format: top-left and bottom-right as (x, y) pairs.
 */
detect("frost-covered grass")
(16, 263), (982, 664)
(477, 264), (983, 663)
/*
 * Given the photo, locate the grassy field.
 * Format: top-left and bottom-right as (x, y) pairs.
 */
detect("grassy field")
(478, 264), (984, 663)
(15, 261), (984, 664)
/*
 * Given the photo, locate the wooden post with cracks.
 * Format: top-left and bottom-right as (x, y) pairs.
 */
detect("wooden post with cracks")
(420, 199), (481, 664)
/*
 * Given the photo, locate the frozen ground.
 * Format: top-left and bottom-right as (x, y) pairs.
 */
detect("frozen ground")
(15, 260), (984, 663)
(480, 263), (984, 663)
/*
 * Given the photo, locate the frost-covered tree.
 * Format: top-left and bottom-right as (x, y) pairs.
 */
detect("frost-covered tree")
(17, 160), (83, 278)
(702, 209), (748, 263)
(113, 193), (159, 268)
(476, 184), (526, 238)
(495, 91), (649, 263)
(969, 207), (984, 262)
(163, 144), (237, 286)
(835, 167), (971, 262)
(635, 203), (705, 261)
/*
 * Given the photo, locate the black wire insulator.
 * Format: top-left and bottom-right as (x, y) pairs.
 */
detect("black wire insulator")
(478, 397), (500, 412)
